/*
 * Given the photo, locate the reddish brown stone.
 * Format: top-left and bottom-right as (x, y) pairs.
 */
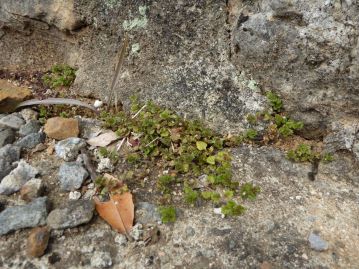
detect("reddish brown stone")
(27, 226), (50, 258)
(44, 117), (79, 140)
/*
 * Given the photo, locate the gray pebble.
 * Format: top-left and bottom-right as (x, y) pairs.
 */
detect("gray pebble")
(0, 144), (21, 180)
(58, 162), (89, 191)
(47, 199), (94, 229)
(0, 160), (38, 195)
(0, 114), (25, 129)
(0, 127), (15, 147)
(15, 132), (45, 149)
(308, 232), (329, 251)
(55, 137), (86, 161)
(0, 197), (48, 235)
(18, 120), (41, 136)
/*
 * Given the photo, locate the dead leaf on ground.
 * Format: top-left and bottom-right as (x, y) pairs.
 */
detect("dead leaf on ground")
(94, 192), (134, 235)
(87, 131), (119, 147)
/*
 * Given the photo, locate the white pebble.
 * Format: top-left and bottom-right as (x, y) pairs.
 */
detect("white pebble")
(69, 191), (81, 200)
(94, 100), (103, 108)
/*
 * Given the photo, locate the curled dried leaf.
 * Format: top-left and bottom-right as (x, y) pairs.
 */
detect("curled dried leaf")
(94, 192), (134, 235)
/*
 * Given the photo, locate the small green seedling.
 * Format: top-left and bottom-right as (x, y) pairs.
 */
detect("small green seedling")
(98, 147), (119, 164)
(159, 206), (176, 223)
(157, 175), (175, 192)
(183, 186), (199, 205)
(266, 91), (283, 112)
(43, 64), (76, 88)
(221, 200), (246, 216)
(287, 144), (319, 162)
(240, 183), (260, 200)
(201, 191), (221, 204)
(246, 114), (257, 125)
(322, 153), (334, 163)
(245, 129), (258, 140)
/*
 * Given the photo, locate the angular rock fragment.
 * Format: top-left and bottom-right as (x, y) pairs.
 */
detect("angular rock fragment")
(19, 120), (41, 136)
(0, 197), (48, 235)
(58, 162), (88, 191)
(55, 137), (86, 161)
(0, 160), (39, 195)
(15, 132), (46, 149)
(0, 79), (32, 113)
(0, 144), (21, 180)
(0, 127), (15, 147)
(27, 226), (50, 258)
(0, 114), (25, 129)
(20, 178), (44, 201)
(47, 199), (94, 229)
(44, 117), (79, 140)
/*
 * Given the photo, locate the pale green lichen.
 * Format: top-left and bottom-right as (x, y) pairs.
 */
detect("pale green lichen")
(123, 6), (148, 30)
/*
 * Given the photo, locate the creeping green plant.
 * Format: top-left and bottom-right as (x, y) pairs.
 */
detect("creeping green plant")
(287, 144), (318, 162)
(43, 64), (76, 88)
(240, 183), (260, 200)
(221, 200), (246, 216)
(266, 91), (283, 112)
(159, 206), (176, 223)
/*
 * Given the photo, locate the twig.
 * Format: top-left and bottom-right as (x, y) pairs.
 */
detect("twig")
(131, 104), (147, 119)
(107, 35), (129, 110)
(145, 137), (159, 147)
(116, 137), (126, 152)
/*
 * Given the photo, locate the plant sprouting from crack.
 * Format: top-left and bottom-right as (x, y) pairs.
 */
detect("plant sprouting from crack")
(42, 64), (76, 88)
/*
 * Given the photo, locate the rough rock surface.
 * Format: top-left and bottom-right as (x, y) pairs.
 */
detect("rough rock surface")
(20, 178), (44, 201)
(15, 132), (46, 149)
(0, 79), (32, 113)
(26, 226), (50, 258)
(1, 0), (359, 139)
(0, 114), (25, 130)
(0, 160), (38, 195)
(55, 137), (86, 161)
(44, 117), (79, 140)
(47, 199), (94, 229)
(58, 161), (88, 191)
(18, 120), (41, 136)
(0, 144), (21, 180)
(0, 145), (358, 268)
(0, 197), (48, 235)
(0, 127), (15, 147)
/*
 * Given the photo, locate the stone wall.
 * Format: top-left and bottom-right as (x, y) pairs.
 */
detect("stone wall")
(0, 0), (358, 156)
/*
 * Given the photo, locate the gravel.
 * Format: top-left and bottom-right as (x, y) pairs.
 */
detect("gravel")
(55, 137), (87, 161)
(58, 162), (89, 191)
(0, 197), (48, 235)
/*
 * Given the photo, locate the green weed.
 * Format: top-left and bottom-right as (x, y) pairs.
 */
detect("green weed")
(159, 206), (176, 223)
(43, 64), (76, 88)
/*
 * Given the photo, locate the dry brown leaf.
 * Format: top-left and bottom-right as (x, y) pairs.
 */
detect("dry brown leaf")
(94, 192), (134, 234)
(87, 131), (119, 147)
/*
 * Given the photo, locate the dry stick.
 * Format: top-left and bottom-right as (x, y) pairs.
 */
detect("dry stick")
(145, 137), (160, 147)
(131, 104), (147, 119)
(116, 137), (126, 152)
(107, 35), (129, 110)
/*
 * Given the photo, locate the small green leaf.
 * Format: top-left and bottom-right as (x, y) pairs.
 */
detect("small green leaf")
(196, 141), (208, 151)
(206, 156), (216, 165)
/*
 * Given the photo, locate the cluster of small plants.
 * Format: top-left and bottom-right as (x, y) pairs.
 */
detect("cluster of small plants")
(244, 91), (304, 143)
(42, 64), (76, 88)
(100, 97), (260, 221)
(287, 144), (334, 163)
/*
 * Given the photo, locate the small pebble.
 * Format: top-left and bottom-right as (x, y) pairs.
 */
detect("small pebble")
(27, 226), (50, 258)
(69, 191), (82, 200)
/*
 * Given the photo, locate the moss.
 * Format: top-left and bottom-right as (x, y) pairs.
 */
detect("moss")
(159, 206), (176, 223)
(240, 183), (260, 200)
(266, 91), (283, 112)
(98, 147), (119, 164)
(183, 186), (199, 205)
(221, 201), (246, 216)
(287, 144), (319, 162)
(42, 64), (76, 88)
